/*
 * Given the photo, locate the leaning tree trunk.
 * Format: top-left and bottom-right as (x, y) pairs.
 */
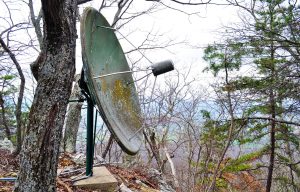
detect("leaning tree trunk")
(0, 36), (26, 156)
(14, 0), (77, 191)
(63, 74), (83, 153)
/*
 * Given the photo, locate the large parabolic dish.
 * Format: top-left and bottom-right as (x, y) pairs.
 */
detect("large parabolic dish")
(80, 7), (143, 155)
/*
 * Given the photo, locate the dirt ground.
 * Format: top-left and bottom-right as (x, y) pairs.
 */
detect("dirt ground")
(0, 150), (159, 192)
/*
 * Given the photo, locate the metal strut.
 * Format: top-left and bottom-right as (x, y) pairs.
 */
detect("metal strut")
(79, 71), (95, 177)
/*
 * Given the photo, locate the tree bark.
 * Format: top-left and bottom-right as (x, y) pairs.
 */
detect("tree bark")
(14, 0), (77, 191)
(63, 74), (83, 153)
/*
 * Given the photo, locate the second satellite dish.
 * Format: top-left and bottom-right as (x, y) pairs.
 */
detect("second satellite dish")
(80, 7), (143, 155)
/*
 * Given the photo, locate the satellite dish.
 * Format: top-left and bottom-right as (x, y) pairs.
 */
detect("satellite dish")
(80, 7), (143, 155)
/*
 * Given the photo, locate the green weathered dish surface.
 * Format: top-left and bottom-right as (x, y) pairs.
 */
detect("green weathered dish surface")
(80, 7), (142, 155)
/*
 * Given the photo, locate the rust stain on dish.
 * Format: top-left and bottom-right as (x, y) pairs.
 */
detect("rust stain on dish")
(101, 78), (108, 93)
(112, 80), (141, 128)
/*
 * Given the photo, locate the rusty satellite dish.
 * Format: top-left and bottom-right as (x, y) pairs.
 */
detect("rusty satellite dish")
(80, 7), (143, 155)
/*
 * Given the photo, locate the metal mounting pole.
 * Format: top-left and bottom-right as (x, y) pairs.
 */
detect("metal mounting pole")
(79, 70), (95, 177)
(86, 97), (94, 176)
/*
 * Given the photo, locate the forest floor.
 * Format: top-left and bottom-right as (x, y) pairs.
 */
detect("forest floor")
(0, 150), (161, 192)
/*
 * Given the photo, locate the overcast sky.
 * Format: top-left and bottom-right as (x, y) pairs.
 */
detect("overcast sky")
(0, 0), (241, 97)
(74, 1), (241, 90)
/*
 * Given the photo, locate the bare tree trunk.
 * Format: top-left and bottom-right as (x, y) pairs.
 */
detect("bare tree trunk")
(266, 28), (276, 192)
(14, 0), (77, 191)
(208, 52), (235, 192)
(63, 74), (83, 153)
(144, 130), (163, 169)
(102, 134), (113, 159)
(0, 37), (26, 156)
(266, 89), (276, 192)
(163, 147), (179, 190)
(0, 94), (11, 140)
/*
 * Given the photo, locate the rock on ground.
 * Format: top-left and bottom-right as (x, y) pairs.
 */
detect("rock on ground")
(147, 169), (175, 192)
(0, 138), (14, 153)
